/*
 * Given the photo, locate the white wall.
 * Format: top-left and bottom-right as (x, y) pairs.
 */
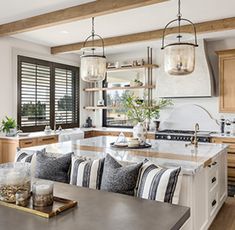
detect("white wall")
(2, 36), (235, 129)
(0, 37), (79, 124)
(99, 38), (235, 127)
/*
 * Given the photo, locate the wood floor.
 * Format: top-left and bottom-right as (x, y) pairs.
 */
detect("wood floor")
(209, 197), (235, 230)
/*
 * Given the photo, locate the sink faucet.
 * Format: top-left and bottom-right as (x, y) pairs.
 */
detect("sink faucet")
(191, 123), (200, 148)
(185, 123), (200, 148)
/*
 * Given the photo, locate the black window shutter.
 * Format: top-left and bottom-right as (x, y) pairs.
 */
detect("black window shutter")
(17, 56), (79, 132)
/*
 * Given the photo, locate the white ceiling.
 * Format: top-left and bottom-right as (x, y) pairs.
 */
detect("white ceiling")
(0, 0), (234, 53)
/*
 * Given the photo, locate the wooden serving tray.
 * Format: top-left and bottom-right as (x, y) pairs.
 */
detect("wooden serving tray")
(0, 196), (77, 218)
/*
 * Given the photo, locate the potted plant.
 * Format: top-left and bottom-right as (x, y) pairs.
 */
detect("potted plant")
(122, 92), (172, 142)
(1, 116), (17, 137)
(130, 75), (143, 87)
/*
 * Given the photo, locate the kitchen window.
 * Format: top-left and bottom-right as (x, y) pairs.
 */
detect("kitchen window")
(17, 56), (79, 132)
(103, 70), (147, 128)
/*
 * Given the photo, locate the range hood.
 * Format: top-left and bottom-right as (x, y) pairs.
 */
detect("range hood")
(157, 39), (214, 98)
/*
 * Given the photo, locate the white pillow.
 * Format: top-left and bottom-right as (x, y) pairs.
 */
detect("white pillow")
(70, 155), (104, 190)
(135, 162), (182, 204)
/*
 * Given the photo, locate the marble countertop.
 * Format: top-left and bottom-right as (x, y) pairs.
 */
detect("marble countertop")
(210, 133), (235, 138)
(24, 136), (228, 176)
(2, 125), (235, 141)
(80, 127), (235, 138)
(0, 127), (153, 140)
(80, 127), (156, 134)
(0, 128), (85, 140)
(0, 131), (59, 140)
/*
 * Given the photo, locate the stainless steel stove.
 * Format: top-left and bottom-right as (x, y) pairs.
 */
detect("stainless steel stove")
(155, 129), (211, 142)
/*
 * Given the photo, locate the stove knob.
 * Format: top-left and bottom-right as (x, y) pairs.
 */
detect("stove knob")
(167, 135), (171, 140)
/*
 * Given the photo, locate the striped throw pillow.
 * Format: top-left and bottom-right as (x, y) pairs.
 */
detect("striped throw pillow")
(70, 155), (104, 189)
(136, 162), (182, 204)
(15, 148), (45, 163)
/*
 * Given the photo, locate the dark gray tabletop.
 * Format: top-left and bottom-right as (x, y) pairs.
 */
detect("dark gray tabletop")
(0, 182), (190, 230)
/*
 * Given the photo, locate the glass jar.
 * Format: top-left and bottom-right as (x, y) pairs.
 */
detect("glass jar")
(80, 55), (106, 82)
(0, 163), (31, 203)
(32, 181), (54, 207)
(16, 189), (29, 207)
(164, 44), (195, 75)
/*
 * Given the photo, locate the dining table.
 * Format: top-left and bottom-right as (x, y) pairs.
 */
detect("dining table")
(0, 181), (190, 230)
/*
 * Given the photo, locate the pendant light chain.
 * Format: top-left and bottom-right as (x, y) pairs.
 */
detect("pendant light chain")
(177, 0), (181, 43)
(91, 17), (95, 55)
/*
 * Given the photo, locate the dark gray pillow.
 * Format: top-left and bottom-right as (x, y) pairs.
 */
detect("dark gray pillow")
(35, 152), (72, 183)
(100, 154), (143, 195)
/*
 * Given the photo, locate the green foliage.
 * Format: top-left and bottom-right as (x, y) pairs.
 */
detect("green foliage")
(134, 78), (142, 83)
(122, 92), (173, 124)
(1, 116), (17, 133)
(58, 95), (73, 111)
(22, 101), (46, 119)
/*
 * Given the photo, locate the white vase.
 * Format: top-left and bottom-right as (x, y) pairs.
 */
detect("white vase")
(6, 128), (17, 137)
(133, 122), (146, 143)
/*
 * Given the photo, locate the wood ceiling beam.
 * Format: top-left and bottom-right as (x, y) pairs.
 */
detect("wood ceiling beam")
(51, 16), (235, 54)
(0, 0), (168, 36)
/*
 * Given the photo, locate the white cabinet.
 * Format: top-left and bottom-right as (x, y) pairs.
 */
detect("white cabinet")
(179, 149), (227, 230)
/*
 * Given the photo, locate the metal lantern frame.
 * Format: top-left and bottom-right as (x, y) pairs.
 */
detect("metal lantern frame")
(161, 0), (198, 51)
(80, 17), (106, 82)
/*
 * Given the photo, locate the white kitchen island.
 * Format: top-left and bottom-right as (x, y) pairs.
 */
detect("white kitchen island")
(25, 136), (228, 230)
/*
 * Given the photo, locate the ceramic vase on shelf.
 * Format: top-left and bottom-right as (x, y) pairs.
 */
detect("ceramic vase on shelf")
(133, 122), (146, 143)
(6, 128), (17, 137)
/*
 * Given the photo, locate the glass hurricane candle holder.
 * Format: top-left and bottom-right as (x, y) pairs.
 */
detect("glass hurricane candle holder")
(0, 162), (31, 203)
(32, 181), (54, 207)
(16, 189), (29, 207)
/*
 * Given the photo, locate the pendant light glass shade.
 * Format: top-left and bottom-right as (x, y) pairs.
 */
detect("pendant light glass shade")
(80, 55), (106, 82)
(164, 44), (195, 75)
(80, 17), (106, 82)
(161, 0), (198, 76)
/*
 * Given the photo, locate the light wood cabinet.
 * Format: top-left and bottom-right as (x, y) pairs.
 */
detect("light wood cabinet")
(211, 137), (235, 182)
(19, 138), (38, 148)
(0, 135), (58, 164)
(217, 49), (235, 112)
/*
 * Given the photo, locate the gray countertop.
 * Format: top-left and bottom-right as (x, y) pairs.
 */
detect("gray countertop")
(25, 136), (228, 175)
(0, 182), (190, 230)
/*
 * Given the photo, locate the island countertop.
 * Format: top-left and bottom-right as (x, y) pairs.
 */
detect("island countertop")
(24, 136), (228, 175)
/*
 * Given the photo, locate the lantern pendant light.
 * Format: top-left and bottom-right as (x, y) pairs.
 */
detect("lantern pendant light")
(80, 17), (106, 82)
(161, 0), (198, 75)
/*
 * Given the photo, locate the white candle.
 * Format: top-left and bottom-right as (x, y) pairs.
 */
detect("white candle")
(33, 181), (53, 195)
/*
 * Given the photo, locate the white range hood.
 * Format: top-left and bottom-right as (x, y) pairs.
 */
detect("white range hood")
(157, 39), (214, 98)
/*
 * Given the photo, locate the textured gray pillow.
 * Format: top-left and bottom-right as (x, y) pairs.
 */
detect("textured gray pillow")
(100, 154), (143, 195)
(35, 152), (72, 183)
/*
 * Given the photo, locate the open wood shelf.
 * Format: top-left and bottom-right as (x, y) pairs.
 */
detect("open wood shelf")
(106, 64), (158, 72)
(83, 85), (155, 92)
(84, 105), (155, 110)
(84, 106), (121, 110)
